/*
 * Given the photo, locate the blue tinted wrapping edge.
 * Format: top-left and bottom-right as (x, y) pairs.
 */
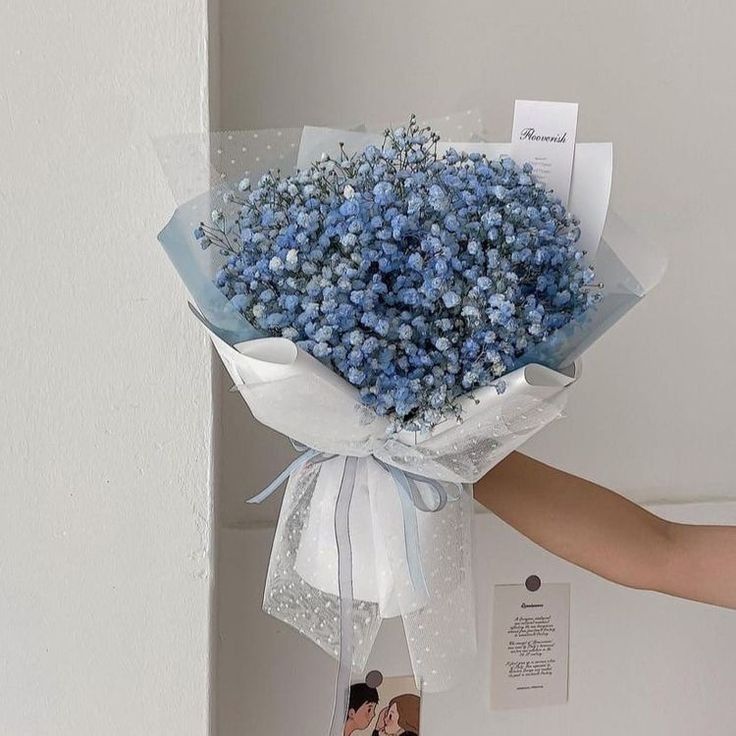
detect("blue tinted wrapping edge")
(515, 236), (644, 371)
(157, 190), (262, 346)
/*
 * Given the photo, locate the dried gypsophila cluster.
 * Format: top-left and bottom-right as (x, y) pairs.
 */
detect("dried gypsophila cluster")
(196, 116), (600, 433)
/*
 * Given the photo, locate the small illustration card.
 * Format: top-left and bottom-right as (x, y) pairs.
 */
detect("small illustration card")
(511, 99), (579, 206)
(345, 670), (422, 735)
(490, 581), (570, 710)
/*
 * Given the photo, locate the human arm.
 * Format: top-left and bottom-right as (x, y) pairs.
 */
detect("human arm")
(474, 451), (736, 610)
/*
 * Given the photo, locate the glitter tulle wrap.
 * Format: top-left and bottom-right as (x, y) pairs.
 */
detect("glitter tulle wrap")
(206, 324), (579, 691)
(155, 113), (666, 714)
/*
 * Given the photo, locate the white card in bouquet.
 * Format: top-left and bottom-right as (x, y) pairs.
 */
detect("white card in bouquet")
(490, 582), (570, 710)
(511, 99), (579, 206)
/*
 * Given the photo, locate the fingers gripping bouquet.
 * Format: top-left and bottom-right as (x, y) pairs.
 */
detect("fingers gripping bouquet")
(156, 112), (663, 731)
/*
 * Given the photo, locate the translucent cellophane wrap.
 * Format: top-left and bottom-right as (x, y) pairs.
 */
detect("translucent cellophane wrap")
(209, 323), (576, 480)
(208, 326), (575, 691)
(155, 113), (665, 351)
(155, 111), (666, 696)
(263, 459), (476, 692)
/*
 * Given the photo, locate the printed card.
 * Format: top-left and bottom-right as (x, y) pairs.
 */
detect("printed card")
(511, 100), (579, 206)
(490, 582), (570, 710)
(345, 670), (422, 735)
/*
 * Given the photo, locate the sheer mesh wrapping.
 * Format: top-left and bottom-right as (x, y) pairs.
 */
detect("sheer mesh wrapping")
(155, 113), (666, 693)
(263, 456), (477, 691)
(262, 461), (383, 670)
(208, 328), (573, 690)
(156, 121), (665, 356)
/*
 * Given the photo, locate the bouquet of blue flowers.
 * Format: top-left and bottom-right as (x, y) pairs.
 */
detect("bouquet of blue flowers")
(197, 116), (597, 433)
(156, 112), (664, 733)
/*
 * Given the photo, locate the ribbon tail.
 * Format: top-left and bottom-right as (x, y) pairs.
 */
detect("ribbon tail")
(246, 448), (320, 504)
(402, 472), (463, 511)
(386, 465), (430, 601)
(328, 456), (359, 736)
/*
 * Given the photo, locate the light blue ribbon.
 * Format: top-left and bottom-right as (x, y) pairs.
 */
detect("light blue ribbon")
(374, 459), (447, 596)
(328, 456), (358, 736)
(247, 449), (461, 595)
(246, 448), (330, 505)
(246, 447), (463, 735)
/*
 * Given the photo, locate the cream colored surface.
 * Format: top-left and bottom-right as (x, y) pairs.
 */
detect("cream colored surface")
(1, 3), (213, 734)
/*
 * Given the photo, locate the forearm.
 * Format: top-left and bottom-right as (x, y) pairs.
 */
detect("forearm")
(475, 451), (736, 609)
(662, 522), (736, 609)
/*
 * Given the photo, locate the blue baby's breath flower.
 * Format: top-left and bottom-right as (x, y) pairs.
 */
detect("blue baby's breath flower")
(373, 182), (395, 205)
(428, 184), (449, 212)
(442, 291), (461, 308)
(269, 256), (284, 273)
(407, 252), (424, 271)
(398, 324), (413, 340)
(206, 116), (596, 433)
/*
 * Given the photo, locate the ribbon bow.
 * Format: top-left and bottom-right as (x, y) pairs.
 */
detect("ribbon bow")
(247, 447), (464, 736)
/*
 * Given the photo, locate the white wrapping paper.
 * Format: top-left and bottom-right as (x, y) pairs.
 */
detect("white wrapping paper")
(156, 112), (666, 697)
(205, 322), (579, 690)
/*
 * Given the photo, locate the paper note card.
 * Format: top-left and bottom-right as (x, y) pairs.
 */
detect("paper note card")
(511, 100), (578, 205)
(490, 582), (570, 710)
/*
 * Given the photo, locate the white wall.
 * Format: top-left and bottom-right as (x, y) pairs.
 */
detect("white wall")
(217, 502), (736, 734)
(1, 3), (213, 735)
